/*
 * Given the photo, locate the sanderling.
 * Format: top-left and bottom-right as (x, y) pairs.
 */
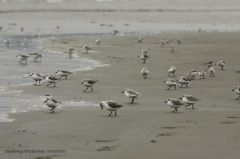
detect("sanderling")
(81, 79), (98, 92)
(198, 69), (206, 79)
(4, 39), (9, 47)
(44, 97), (61, 113)
(55, 70), (72, 80)
(208, 66), (215, 77)
(95, 38), (100, 45)
(179, 94), (201, 109)
(164, 98), (184, 112)
(232, 86), (240, 100)
(141, 67), (149, 79)
(160, 40), (165, 47)
(121, 88), (141, 103)
(138, 54), (149, 63)
(164, 78), (177, 90)
(168, 66), (176, 77)
(45, 75), (59, 87)
(218, 60), (226, 70)
(68, 48), (74, 59)
(169, 45), (175, 53)
(176, 77), (191, 88)
(100, 101), (123, 116)
(204, 61), (216, 68)
(29, 73), (44, 85)
(165, 37), (172, 44)
(16, 54), (30, 63)
(81, 45), (92, 53)
(137, 37), (142, 43)
(177, 37), (182, 44)
(187, 69), (198, 80)
(141, 47), (149, 54)
(28, 53), (42, 61)
(112, 30), (120, 35)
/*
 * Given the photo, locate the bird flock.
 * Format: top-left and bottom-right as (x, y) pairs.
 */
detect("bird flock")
(6, 31), (239, 115)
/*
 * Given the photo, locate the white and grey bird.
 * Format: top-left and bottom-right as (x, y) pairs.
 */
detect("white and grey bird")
(187, 69), (198, 80)
(141, 67), (149, 79)
(179, 94), (201, 109)
(169, 45), (175, 53)
(122, 88), (141, 103)
(138, 53), (149, 64)
(45, 75), (59, 87)
(177, 37), (182, 44)
(164, 98), (184, 112)
(55, 70), (72, 80)
(81, 79), (98, 92)
(232, 86), (240, 100)
(4, 39), (9, 47)
(198, 69), (206, 79)
(141, 47), (149, 54)
(137, 37), (142, 43)
(28, 53), (42, 61)
(16, 54), (30, 63)
(168, 66), (176, 77)
(204, 60), (216, 68)
(29, 72), (44, 85)
(95, 38), (100, 45)
(81, 45), (92, 53)
(208, 66), (215, 77)
(165, 37), (172, 44)
(100, 101), (123, 116)
(164, 78), (177, 90)
(218, 60), (226, 70)
(160, 40), (165, 47)
(176, 76), (191, 88)
(44, 97), (61, 113)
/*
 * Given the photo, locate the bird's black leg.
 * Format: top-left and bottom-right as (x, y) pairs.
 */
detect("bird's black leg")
(168, 73), (170, 77)
(143, 60), (145, 64)
(236, 96), (240, 100)
(132, 97), (135, 103)
(83, 87), (88, 92)
(59, 76), (62, 80)
(46, 83), (50, 86)
(180, 84), (183, 88)
(185, 104), (190, 107)
(186, 84), (188, 87)
(108, 111), (112, 116)
(50, 108), (53, 111)
(35, 81), (37, 85)
(54, 83), (56, 87)
(192, 104), (194, 109)
(175, 86), (176, 89)
(39, 80), (41, 84)
(52, 109), (54, 113)
(91, 87), (93, 91)
(115, 111), (117, 116)
(65, 76), (67, 79)
(173, 72), (175, 77)
(167, 86), (171, 90)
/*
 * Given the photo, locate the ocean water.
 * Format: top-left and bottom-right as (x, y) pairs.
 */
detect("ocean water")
(0, 34), (106, 122)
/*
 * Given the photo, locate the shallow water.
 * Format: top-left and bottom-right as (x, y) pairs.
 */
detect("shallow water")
(0, 34), (105, 122)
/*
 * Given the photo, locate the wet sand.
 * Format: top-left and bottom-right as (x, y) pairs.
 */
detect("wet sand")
(1, 32), (240, 159)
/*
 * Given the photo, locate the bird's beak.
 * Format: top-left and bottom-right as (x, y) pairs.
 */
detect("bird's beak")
(81, 82), (84, 84)
(179, 97), (182, 100)
(44, 101), (47, 103)
(121, 91), (124, 93)
(164, 101), (167, 103)
(232, 89), (235, 91)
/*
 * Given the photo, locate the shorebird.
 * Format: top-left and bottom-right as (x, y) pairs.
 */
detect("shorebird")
(141, 47), (149, 54)
(44, 97), (61, 113)
(232, 86), (240, 100)
(81, 79), (98, 92)
(160, 40), (165, 47)
(137, 37), (142, 43)
(177, 37), (182, 44)
(204, 61), (216, 68)
(164, 78), (177, 90)
(16, 54), (30, 63)
(29, 73), (44, 85)
(55, 70), (72, 80)
(4, 39), (9, 47)
(122, 88), (141, 103)
(198, 69), (206, 79)
(141, 67), (149, 79)
(45, 75), (59, 87)
(187, 69), (198, 80)
(209, 66), (215, 77)
(168, 66), (176, 77)
(95, 38), (100, 45)
(218, 60), (226, 70)
(164, 98), (184, 112)
(28, 53), (42, 61)
(100, 101), (123, 116)
(69, 48), (74, 59)
(179, 94), (201, 109)
(112, 30), (120, 35)
(165, 37), (172, 44)
(176, 77), (191, 88)
(138, 54), (149, 63)
(169, 45), (175, 53)
(81, 45), (92, 53)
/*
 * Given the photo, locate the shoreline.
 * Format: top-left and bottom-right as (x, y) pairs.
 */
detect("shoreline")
(2, 31), (240, 159)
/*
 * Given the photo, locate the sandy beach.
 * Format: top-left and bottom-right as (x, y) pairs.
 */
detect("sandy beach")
(1, 31), (240, 159)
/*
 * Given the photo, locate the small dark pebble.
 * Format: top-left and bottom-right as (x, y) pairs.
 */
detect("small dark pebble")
(151, 140), (156, 143)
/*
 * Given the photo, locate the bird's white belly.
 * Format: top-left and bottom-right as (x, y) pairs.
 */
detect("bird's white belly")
(84, 83), (93, 87)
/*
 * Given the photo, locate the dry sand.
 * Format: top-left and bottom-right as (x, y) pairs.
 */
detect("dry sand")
(1, 32), (240, 159)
